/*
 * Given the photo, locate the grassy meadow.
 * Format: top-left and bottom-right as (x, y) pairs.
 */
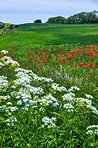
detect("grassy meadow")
(0, 23), (98, 147)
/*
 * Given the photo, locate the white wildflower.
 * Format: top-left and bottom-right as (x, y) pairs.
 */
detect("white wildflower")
(52, 83), (67, 92)
(62, 93), (75, 101)
(41, 77), (53, 82)
(1, 50), (8, 54)
(85, 94), (93, 99)
(7, 102), (13, 105)
(5, 117), (17, 126)
(68, 86), (80, 92)
(17, 100), (22, 105)
(63, 103), (74, 112)
(2, 56), (20, 67)
(86, 125), (98, 135)
(86, 130), (93, 135)
(8, 106), (18, 112)
(87, 125), (98, 129)
(53, 102), (59, 107)
(86, 105), (98, 115)
(42, 116), (56, 128)
(76, 98), (91, 105)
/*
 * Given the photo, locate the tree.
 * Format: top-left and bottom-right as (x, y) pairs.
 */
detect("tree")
(46, 16), (66, 24)
(34, 19), (42, 23)
(66, 11), (98, 24)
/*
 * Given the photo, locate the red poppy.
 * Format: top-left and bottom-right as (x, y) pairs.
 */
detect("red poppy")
(69, 64), (72, 66)
(68, 55), (71, 58)
(76, 79), (79, 81)
(54, 56), (57, 58)
(65, 60), (68, 62)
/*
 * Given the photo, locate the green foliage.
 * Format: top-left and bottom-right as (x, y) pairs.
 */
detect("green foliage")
(46, 11), (98, 24)
(66, 12), (98, 24)
(34, 19), (42, 23)
(46, 16), (66, 24)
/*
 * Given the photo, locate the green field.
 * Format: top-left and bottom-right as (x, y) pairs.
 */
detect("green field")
(0, 23), (98, 147)
(0, 23), (98, 48)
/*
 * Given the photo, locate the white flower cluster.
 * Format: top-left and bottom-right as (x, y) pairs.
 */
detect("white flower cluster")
(14, 73), (32, 86)
(3, 95), (10, 100)
(63, 103), (74, 112)
(0, 75), (7, 79)
(62, 93), (75, 101)
(31, 73), (42, 81)
(41, 77), (53, 82)
(38, 94), (59, 107)
(5, 117), (17, 126)
(31, 73), (54, 82)
(85, 94), (93, 99)
(52, 83), (67, 92)
(68, 86), (80, 92)
(26, 85), (43, 94)
(15, 68), (32, 73)
(1, 56), (20, 67)
(11, 89), (36, 110)
(86, 105), (98, 115)
(0, 104), (18, 112)
(1, 50), (8, 54)
(0, 77), (8, 92)
(76, 98), (92, 106)
(0, 105), (7, 111)
(42, 116), (56, 128)
(86, 125), (98, 135)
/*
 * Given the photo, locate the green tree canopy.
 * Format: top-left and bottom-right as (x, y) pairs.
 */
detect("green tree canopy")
(46, 11), (98, 24)
(46, 16), (66, 24)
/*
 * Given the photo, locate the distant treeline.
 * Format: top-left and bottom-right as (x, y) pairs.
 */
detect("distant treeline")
(46, 11), (98, 24)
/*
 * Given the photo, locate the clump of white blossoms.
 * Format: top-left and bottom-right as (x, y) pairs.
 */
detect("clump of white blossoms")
(38, 94), (59, 107)
(63, 103), (74, 112)
(86, 105), (98, 115)
(52, 83), (67, 92)
(0, 77), (8, 92)
(86, 125), (98, 135)
(42, 116), (56, 128)
(31, 73), (54, 82)
(68, 86), (80, 92)
(76, 98), (92, 106)
(85, 94), (93, 99)
(62, 93), (75, 101)
(5, 117), (17, 126)
(1, 50), (8, 54)
(1, 56), (20, 67)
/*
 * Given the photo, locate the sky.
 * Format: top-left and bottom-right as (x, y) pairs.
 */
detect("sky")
(0, 0), (98, 24)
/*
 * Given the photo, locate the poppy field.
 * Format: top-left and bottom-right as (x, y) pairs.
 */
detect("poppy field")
(0, 23), (98, 147)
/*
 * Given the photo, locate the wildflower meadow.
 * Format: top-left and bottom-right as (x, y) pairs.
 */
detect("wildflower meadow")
(0, 23), (98, 147)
